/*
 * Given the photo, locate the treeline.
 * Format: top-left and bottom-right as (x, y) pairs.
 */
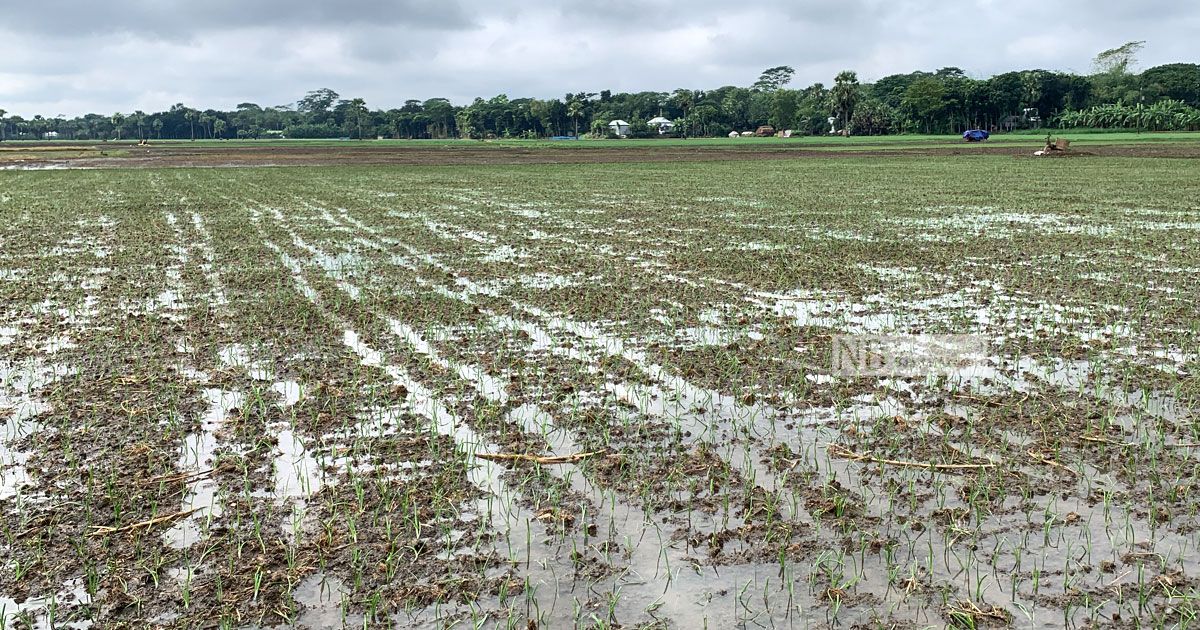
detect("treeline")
(2, 44), (1197, 141)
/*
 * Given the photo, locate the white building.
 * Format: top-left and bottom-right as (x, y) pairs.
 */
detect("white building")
(607, 120), (630, 137)
(647, 116), (675, 134)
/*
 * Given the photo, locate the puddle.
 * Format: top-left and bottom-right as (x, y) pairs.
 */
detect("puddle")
(0, 399), (48, 501)
(271, 380), (303, 407)
(0, 578), (93, 629)
(506, 403), (578, 454)
(218, 344), (272, 380)
(273, 428), (322, 499)
(293, 573), (353, 628)
(481, 244), (523, 263)
(676, 326), (764, 347)
(753, 290), (898, 333)
(513, 273), (581, 290)
(1, 359), (70, 501)
(164, 388), (244, 549)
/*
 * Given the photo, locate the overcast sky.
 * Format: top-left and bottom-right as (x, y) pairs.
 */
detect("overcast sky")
(1, 0), (1196, 117)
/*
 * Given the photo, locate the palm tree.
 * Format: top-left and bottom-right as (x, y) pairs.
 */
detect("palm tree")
(132, 111), (146, 139)
(566, 99), (583, 137)
(831, 71), (860, 133)
(153, 119), (163, 139)
(185, 109), (198, 141)
(111, 112), (125, 140)
(0, 108), (6, 141)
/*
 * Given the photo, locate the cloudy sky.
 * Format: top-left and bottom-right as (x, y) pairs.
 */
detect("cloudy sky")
(1, 0), (1196, 116)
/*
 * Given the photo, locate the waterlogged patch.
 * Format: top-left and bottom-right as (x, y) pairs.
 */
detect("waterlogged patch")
(0, 578), (93, 628)
(0, 268), (27, 282)
(480, 244), (524, 263)
(4, 155), (1200, 628)
(894, 205), (1118, 238)
(274, 428), (322, 499)
(676, 326), (765, 347)
(218, 344), (273, 380)
(733, 241), (786, 251)
(513, 273), (582, 290)
(164, 388), (245, 549)
(270, 380), (304, 407)
(694, 195), (766, 208)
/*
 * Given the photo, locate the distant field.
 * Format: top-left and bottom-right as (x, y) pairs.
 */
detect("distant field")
(2, 148), (1200, 627)
(7, 129), (1200, 151)
(3, 131), (1200, 169)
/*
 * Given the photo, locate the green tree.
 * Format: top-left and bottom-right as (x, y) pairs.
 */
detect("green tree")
(720, 88), (751, 131)
(1093, 41), (1145, 75)
(344, 98), (369, 138)
(297, 88), (339, 124)
(1091, 41), (1145, 103)
(768, 89), (798, 129)
(901, 77), (947, 133)
(423, 98), (455, 138)
(455, 104), (482, 139)
(850, 99), (897, 135)
(831, 71), (860, 132)
(1141, 63), (1200, 106)
(691, 102), (718, 136)
(752, 66), (795, 92)
(670, 89), (695, 134)
(589, 116), (610, 136)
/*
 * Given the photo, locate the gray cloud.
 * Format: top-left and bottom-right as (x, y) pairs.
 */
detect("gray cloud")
(0, 0), (1196, 116)
(3, 0), (474, 39)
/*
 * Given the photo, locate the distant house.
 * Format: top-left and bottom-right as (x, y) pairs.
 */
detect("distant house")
(647, 116), (675, 134)
(43, 131), (59, 139)
(607, 120), (630, 137)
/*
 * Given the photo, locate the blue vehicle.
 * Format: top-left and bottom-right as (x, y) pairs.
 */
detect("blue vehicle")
(963, 129), (989, 142)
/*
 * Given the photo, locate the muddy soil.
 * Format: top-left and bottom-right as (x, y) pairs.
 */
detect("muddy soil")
(3, 138), (1199, 169)
(2, 156), (1199, 628)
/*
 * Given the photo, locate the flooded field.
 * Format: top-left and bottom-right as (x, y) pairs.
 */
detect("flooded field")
(1, 152), (1199, 628)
